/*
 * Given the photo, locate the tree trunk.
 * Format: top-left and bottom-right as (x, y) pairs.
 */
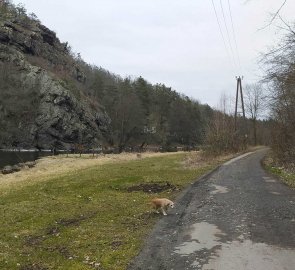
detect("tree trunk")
(253, 119), (257, 146)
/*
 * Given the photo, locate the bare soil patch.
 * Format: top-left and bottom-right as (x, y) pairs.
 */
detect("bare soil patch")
(111, 240), (124, 250)
(25, 235), (44, 247)
(44, 245), (72, 258)
(127, 182), (178, 193)
(57, 212), (97, 227)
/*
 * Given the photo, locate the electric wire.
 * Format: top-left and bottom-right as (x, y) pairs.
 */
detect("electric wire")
(211, 0), (234, 68)
(227, 0), (242, 70)
(219, 0), (238, 68)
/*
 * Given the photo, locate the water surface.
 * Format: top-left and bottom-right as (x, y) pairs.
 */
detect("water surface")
(0, 150), (51, 169)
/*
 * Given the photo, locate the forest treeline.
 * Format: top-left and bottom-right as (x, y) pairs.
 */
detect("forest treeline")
(74, 63), (214, 150)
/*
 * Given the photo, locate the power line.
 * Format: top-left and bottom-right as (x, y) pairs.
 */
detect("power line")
(227, 0), (242, 70)
(219, 0), (238, 68)
(211, 0), (234, 68)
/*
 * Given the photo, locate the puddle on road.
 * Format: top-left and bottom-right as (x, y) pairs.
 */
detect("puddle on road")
(202, 240), (295, 270)
(174, 222), (225, 256)
(210, 184), (229, 195)
(174, 222), (295, 270)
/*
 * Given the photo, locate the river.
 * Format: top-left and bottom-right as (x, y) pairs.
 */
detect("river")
(0, 150), (52, 170)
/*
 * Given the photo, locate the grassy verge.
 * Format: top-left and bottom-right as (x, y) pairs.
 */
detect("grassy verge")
(263, 153), (295, 188)
(0, 152), (222, 270)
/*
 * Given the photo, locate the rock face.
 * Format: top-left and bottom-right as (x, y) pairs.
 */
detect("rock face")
(0, 9), (111, 149)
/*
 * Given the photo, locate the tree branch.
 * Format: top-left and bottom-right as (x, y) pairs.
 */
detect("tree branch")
(258, 0), (287, 31)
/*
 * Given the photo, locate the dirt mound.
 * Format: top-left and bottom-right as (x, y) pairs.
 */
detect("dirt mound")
(127, 182), (178, 193)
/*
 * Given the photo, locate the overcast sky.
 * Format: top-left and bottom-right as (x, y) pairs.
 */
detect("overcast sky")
(12, 0), (295, 107)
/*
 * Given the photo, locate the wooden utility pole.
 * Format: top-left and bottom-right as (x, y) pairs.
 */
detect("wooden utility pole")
(234, 76), (246, 131)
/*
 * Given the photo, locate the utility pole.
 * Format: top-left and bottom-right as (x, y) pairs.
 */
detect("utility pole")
(234, 76), (246, 131)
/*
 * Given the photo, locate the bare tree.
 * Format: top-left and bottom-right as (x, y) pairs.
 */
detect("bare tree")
(205, 94), (244, 155)
(258, 0), (287, 30)
(261, 17), (295, 163)
(244, 83), (265, 145)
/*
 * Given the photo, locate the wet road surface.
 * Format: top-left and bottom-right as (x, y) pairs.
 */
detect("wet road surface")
(129, 149), (295, 270)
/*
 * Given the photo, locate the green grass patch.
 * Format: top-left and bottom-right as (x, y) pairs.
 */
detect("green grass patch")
(0, 153), (215, 270)
(264, 164), (295, 188)
(263, 152), (295, 188)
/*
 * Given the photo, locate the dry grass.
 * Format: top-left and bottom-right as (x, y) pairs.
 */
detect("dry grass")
(182, 151), (237, 169)
(0, 152), (181, 190)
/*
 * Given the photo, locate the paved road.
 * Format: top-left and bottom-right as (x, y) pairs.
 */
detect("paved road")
(129, 149), (295, 270)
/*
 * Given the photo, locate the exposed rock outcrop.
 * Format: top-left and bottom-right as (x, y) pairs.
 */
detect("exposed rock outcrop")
(0, 9), (110, 149)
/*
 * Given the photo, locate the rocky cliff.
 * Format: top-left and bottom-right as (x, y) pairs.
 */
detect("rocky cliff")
(0, 3), (110, 149)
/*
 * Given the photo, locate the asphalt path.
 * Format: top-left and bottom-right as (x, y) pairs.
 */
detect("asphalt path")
(129, 148), (295, 270)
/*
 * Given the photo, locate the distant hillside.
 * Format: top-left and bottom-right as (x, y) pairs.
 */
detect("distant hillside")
(0, 1), (213, 150)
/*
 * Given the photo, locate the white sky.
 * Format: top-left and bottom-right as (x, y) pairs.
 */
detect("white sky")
(12, 0), (295, 107)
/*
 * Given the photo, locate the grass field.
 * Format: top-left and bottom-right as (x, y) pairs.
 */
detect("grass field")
(0, 152), (222, 270)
